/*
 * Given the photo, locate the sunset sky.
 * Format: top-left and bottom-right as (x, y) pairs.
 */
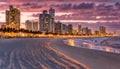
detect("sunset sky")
(0, 0), (120, 33)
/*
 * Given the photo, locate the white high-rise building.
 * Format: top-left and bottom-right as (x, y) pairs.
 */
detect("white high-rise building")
(25, 20), (39, 31)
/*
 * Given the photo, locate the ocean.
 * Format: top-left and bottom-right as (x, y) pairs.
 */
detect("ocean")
(64, 37), (120, 53)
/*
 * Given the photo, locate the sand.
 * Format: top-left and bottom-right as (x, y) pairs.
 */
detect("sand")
(0, 38), (88, 69)
(0, 38), (120, 69)
(50, 38), (120, 69)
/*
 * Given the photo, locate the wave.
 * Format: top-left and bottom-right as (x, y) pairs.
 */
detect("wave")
(64, 37), (120, 53)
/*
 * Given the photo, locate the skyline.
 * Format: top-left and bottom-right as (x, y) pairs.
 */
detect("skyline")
(0, 0), (120, 34)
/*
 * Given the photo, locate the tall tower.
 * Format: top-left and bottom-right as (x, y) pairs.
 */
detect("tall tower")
(6, 5), (20, 30)
(39, 10), (50, 33)
(49, 8), (55, 33)
(68, 24), (73, 35)
(39, 8), (55, 33)
(78, 25), (82, 35)
(99, 26), (106, 35)
(49, 8), (55, 18)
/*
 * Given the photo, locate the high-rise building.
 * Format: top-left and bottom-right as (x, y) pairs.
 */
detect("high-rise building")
(54, 21), (68, 34)
(39, 10), (50, 33)
(82, 27), (87, 35)
(99, 26), (106, 35)
(32, 20), (39, 31)
(88, 29), (92, 35)
(68, 24), (73, 35)
(82, 27), (92, 35)
(78, 25), (82, 35)
(39, 8), (55, 33)
(49, 8), (55, 18)
(49, 8), (55, 33)
(25, 20), (39, 31)
(61, 24), (68, 34)
(6, 5), (20, 29)
(25, 20), (32, 31)
(82, 27), (88, 35)
(95, 30), (99, 35)
(54, 21), (62, 34)
(72, 29), (77, 35)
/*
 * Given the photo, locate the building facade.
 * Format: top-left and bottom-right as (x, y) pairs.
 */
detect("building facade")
(78, 25), (82, 35)
(25, 20), (32, 31)
(6, 5), (20, 29)
(99, 26), (106, 35)
(82, 27), (92, 35)
(67, 24), (73, 35)
(32, 21), (39, 31)
(95, 30), (99, 35)
(54, 21), (62, 34)
(39, 8), (55, 33)
(61, 24), (68, 34)
(25, 20), (39, 31)
(49, 8), (55, 33)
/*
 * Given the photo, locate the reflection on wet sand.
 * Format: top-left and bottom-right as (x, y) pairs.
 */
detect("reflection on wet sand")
(66, 39), (75, 46)
(64, 39), (120, 53)
(0, 38), (89, 69)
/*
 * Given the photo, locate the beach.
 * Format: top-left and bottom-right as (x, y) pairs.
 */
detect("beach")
(51, 38), (120, 69)
(0, 38), (120, 69)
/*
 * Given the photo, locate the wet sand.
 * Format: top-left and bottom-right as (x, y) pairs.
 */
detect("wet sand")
(0, 38), (88, 69)
(0, 38), (120, 69)
(50, 38), (120, 69)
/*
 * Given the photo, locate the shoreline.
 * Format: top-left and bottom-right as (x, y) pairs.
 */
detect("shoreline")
(0, 38), (120, 69)
(0, 38), (89, 69)
(0, 35), (119, 40)
(50, 38), (120, 69)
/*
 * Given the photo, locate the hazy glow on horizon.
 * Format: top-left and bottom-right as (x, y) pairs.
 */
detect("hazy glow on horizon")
(21, 12), (39, 23)
(59, 20), (120, 23)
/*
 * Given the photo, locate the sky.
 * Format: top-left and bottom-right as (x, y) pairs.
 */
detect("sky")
(0, 0), (120, 34)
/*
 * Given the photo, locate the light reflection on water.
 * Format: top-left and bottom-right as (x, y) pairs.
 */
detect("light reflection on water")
(64, 39), (75, 47)
(64, 39), (120, 53)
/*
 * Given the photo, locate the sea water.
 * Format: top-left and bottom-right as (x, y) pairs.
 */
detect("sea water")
(64, 37), (120, 53)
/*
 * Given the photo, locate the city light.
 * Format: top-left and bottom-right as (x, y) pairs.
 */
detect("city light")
(0, 5), (117, 38)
